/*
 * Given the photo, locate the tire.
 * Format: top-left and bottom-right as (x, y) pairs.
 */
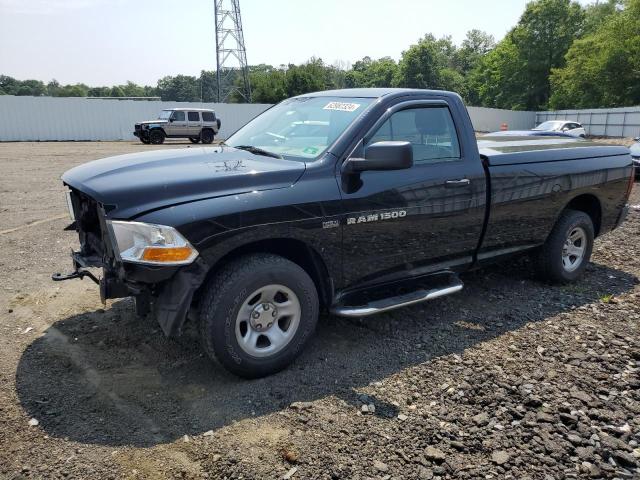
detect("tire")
(199, 254), (319, 378)
(140, 137), (151, 145)
(189, 137), (200, 144)
(149, 129), (165, 145)
(535, 209), (594, 284)
(200, 129), (214, 144)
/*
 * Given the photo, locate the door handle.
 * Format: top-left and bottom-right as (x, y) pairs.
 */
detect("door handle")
(444, 178), (470, 187)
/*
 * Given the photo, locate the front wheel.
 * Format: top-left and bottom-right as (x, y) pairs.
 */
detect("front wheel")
(149, 129), (165, 145)
(200, 129), (214, 144)
(199, 254), (319, 378)
(534, 209), (594, 283)
(189, 137), (200, 144)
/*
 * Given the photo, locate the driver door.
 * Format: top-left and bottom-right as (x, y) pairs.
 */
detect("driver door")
(339, 101), (486, 288)
(166, 111), (187, 136)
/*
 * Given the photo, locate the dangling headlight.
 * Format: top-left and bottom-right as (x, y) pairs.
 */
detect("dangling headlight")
(107, 221), (198, 265)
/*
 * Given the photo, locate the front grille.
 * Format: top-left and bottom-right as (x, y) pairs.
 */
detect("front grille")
(135, 124), (142, 131)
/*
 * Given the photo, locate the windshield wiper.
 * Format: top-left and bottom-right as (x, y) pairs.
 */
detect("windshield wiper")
(234, 145), (282, 159)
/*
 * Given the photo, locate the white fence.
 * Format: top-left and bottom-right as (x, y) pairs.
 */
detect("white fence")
(467, 106), (536, 132)
(0, 96), (271, 141)
(0, 96), (538, 141)
(536, 106), (640, 138)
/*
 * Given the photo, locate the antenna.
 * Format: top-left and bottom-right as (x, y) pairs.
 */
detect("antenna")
(214, 0), (251, 103)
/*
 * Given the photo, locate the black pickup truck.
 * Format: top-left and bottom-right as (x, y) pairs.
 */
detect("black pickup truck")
(54, 88), (634, 378)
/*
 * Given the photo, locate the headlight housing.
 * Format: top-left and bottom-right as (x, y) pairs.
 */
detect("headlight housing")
(108, 221), (198, 266)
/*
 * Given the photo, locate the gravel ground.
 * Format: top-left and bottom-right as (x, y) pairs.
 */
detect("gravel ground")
(0, 141), (639, 480)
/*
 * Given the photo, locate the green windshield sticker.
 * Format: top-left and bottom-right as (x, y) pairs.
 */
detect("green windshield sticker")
(323, 102), (361, 112)
(303, 146), (319, 155)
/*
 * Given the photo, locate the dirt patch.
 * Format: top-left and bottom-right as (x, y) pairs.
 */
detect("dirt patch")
(0, 141), (638, 479)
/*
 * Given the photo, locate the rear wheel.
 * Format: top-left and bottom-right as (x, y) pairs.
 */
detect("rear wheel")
(199, 254), (319, 378)
(200, 129), (214, 144)
(149, 129), (165, 145)
(535, 209), (594, 283)
(189, 137), (200, 144)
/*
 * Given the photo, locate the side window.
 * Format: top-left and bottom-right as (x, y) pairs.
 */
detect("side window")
(172, 111), (185, 121)
(366, 107), (461, 164)
(202, 111), (215, 122)
(188, 111), (200, 121)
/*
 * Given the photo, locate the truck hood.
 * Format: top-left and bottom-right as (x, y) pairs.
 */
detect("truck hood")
(62, 146), (306, 219)
(136, 119), (169, 125)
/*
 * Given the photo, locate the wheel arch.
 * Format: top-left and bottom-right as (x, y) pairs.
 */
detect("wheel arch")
(149, 126), (167, 136)
(195, 238), (334, 309)
(563, 193), (602, 237)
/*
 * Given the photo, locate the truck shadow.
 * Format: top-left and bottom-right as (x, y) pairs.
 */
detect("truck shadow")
(15, 259), (637, 447)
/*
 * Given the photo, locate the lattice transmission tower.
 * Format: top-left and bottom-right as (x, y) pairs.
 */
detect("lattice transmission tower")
(214, 0), (251, 103)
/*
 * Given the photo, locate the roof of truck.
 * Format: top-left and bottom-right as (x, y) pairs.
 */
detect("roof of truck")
(296, 88), (461, 99)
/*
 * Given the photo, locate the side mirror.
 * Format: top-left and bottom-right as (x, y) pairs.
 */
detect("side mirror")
(169, 117), (175, 122)
(344, 141), (413, 174)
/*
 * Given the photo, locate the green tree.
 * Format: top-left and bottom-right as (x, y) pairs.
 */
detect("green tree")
(345, 56), (398, 88)
(59, 84), (88, 97)
(249, 65), (288, 103)
(283, 58), (330, 97)
(583, 0), (621, 34)
(393, 34), (461, 92)
(121, 81), (145, 97)
(468, 38), (527, 108)
(156, 75), (200, 101)
(47, 79), (61, 96)
(454, 30), (495, 75)
(87, 86), (110, 97)
(549, 0), (640, 108)
(199, 70), (217, 102)
(109, 86), (125, 97)
(469, 0), (585, 109)
(0, 75), (19, 95)
(512, 0), (585, 109)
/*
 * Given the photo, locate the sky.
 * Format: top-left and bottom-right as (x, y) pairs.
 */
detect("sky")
(0, 0), (594, 86)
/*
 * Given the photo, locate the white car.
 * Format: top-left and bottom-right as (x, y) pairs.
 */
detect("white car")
(533, 120), (586, 138)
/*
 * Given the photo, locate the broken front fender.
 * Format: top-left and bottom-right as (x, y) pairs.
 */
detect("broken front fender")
(153, 257), (209, 337)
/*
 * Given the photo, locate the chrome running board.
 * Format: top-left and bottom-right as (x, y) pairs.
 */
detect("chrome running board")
(330, 273), (463, 318)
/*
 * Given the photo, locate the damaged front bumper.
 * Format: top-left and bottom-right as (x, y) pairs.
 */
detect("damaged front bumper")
(53, 188), (208, 337)
(52, 249), (208, 337)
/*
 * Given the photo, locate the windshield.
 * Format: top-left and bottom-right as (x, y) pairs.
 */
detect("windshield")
(534, 121), (564, 131)
(158, 110), (172, 120)
(225, 96), (374, 161)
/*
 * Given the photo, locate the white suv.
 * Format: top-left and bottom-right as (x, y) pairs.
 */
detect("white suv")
(134, 108), (221, 145)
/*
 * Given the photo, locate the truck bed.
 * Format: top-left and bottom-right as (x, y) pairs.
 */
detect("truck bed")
(478, 135), (630, 166)
(476, 135), (632, 262)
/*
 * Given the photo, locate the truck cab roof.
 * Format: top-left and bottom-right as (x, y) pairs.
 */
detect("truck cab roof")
(294, 88), (463, 100)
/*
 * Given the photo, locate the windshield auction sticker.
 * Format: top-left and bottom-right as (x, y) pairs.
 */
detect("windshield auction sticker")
(323, 102), (361, 112)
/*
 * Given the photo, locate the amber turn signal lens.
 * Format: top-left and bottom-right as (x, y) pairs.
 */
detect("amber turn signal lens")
(141, 246), (194, 263)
